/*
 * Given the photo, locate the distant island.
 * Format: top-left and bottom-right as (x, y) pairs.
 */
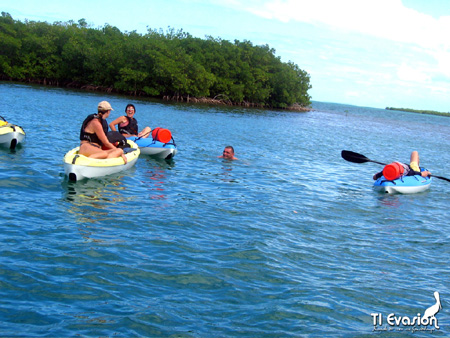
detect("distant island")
(386, 107), (449, 117)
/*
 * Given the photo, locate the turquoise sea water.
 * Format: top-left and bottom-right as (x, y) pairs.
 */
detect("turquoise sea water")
(1, 82), (450, 337)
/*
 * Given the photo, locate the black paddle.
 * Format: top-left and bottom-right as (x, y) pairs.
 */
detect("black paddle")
(133, 130), (151, 141)
(341, 150), (450, 183)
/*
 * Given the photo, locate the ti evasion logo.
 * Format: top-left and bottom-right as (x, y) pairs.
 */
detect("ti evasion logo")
(371, 292), (442, 333)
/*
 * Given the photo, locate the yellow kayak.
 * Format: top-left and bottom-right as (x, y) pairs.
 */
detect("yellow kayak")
(0, 119), (25, 149)
(63, 140), (140, 181)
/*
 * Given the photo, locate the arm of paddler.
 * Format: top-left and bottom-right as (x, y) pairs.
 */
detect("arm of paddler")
(109, 116), (127, 132)
(408, 169), (431, 177)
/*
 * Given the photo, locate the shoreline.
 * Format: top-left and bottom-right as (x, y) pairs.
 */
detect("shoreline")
(162, 95), (311, 112)
(386, 107), (449, 117)
(2, 79), (312, 113)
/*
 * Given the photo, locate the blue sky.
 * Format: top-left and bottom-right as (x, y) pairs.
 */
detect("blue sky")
(3, 0), (450, 112)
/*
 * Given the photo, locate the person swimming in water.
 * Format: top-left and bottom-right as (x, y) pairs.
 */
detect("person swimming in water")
(219, 146), (238, 160)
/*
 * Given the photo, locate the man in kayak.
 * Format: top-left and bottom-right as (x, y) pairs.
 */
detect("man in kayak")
(373, 151), (431, 180)
(219, 146), (238, 160)
(79, 101), (127, 163)
(109, 103), (152, 138)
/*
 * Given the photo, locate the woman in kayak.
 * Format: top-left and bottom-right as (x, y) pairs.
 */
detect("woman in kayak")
(373, 151), (430, 180)
(109, 104), (151, 138)
(79, 101), (127, 163)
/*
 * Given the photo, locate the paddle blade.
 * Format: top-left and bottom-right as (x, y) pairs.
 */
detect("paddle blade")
(341, 150), (371, 163)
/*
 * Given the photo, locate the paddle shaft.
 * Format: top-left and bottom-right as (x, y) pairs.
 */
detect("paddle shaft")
(432, 175), (450, 183)
(366, 159), (386, 166)
(134, 130), (151, 141)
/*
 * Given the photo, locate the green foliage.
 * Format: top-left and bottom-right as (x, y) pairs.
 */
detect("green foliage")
(386, 107), (449, 117)
(0, 13), (311, 108)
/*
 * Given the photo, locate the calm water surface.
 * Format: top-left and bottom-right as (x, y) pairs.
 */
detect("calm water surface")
(1, 83), (450, 337)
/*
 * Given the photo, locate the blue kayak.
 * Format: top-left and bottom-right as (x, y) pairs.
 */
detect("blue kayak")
(373, 168), (432, 194)
(128, 136), (177, 159)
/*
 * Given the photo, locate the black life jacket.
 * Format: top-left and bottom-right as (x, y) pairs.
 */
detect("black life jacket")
(118, 116), (138, 135)
(80, 114), (108, 146)
(107, 131), (128, 149)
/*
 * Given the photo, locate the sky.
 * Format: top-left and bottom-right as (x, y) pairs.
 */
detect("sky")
(3, 0), (450, 112)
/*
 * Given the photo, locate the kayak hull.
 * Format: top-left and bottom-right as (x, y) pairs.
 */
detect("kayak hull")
(373, 170), (432, 194)
(0, 124), (25, 149)
(128, 136), (177, 159)
(63, 140), (140, 181)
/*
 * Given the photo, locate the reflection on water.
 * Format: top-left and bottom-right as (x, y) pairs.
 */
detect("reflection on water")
(61, 157), (177, 235)
(62, 177), (133, 243)
(62, 177), (129, 229)
(0, 143), (24, 154)
(219, 161), (238, 183)
(63, 177), (127, 206)
(140, 158), (175, 200)
(376, 194), (402, 208)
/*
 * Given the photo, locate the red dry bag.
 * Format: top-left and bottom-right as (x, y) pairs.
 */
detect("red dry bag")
(382, 162), (405, 180)
(152, 127), (172, 143)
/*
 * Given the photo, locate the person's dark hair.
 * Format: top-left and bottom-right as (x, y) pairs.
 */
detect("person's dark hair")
(125, 104), (136, 113)
(225, 145), (234, 153)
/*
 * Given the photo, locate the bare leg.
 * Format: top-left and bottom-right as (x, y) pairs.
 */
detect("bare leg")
(105, 148), (127, 164)
(80, 143), (127, 164)
(138, 127), (152, 138)
(409, 150), (424, 174)
(409, 150), (431, 177)
(410, 151), (419, 165)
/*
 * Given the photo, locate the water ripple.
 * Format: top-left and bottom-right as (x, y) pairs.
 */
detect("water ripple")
(1, 84), (450, 337)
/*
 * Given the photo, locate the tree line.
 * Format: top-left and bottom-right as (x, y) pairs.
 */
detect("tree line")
(0, 12), (312, 109)
(386, 107), (449, 117)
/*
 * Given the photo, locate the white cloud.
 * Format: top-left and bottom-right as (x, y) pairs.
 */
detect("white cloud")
(397, 63), (431, 83)
(433, 50), (450, 78)
(218, 0), (450, 107)
(346, 91), (361, 98)
(224, 0), (450, 50)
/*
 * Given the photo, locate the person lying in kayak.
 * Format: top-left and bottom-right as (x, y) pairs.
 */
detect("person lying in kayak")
(373, 151), (431, 180)
(109, 104), (152, 138)
(219, 146), (238, 160)
(79, 101), (127, 163)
